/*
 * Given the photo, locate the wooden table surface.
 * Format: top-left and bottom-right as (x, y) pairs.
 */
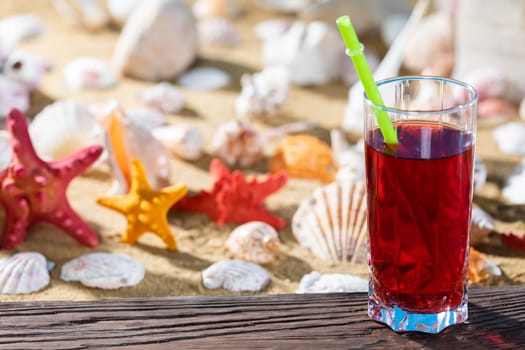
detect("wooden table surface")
(0, 285), (523, 349)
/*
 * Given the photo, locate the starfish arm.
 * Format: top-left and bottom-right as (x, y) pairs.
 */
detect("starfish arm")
(45, 203), (99, 247)
(129, 159), (152, 192)
(121, 224), (143, 245)
(173, 191), (221, 221)
(153, 223), (176, 250)
(209, 159), (231, 180)
(248, 171), (288, 204)
(161, 183), (188, 206)
(49, 145), (103, 183)
(7, 109), (43, 167)
(96, 196), (136, 214)
(0, 197), (30, 249)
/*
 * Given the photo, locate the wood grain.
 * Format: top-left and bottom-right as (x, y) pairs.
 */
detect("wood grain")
(0, 286), (523, 349)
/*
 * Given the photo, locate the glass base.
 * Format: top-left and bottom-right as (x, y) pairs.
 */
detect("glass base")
(368, 286), (468, 333)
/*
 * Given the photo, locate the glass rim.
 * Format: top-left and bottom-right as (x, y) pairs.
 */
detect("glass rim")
(364, 76), (478, 116)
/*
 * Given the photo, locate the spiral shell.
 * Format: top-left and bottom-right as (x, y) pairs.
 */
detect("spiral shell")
(225, 222), (280, 264)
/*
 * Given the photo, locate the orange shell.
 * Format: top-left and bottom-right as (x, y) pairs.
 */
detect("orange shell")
(468, 247), (493, 284)
(268, 134), (336, 183)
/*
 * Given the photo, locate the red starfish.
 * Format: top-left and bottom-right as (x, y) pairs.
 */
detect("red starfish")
(173, 159), (287, 229)
(500, 231), (525, 251)
(0, 109), (103, 249)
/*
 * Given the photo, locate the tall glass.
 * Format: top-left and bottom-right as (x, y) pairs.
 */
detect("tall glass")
(364, 77), (477, 333)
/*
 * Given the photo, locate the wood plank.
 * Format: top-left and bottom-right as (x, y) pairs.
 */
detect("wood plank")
(0, 286), (523, 349)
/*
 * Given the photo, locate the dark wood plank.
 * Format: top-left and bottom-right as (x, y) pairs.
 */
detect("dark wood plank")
(0, 286), (523, 349)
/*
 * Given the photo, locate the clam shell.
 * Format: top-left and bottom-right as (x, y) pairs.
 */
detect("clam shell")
(0, 75), (30, 118)
(60, 252), (145, 289)
(470, 204), (494, 245)
(292, 180), (368, 264)
(469, 247), (501, 284)
(138, 82), (185, 114)
(473, 154), (487, 191)
(202, 259), (271, 292)
(177, 67), (231, 90)
(0, 130), (12, 171)
(0, 14), (46, 48)
(225, 221), (280, 264)
(198, 17), (240, 47)
(211, 120), (264, 167)
(152, 124), (204, 161)
(3, 50), (52, 91)
(502, 158), (525, 204)
(296, 271), (367, 293)
(493, 122), (525, 155)
(63, 57), (116, 90)
(0, 252), (54, 295)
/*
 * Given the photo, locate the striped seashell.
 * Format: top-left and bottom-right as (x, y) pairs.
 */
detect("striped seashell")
(470, 204), (494, 245)
(225, 221), (280, 264)
(292, 180), (367, 263)
(202, 259), (270, 292)
(0, 252), (54, 295)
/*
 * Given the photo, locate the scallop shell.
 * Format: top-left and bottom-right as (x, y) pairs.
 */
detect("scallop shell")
(0, 14), (46, 48)
(53, 0), (110, 30)
(152, 124), (204, 161)
(29, 99), (103, 160)
(198, 17), (240, 47)
(296, 271), (367, 293)
(3, 50), (52, 91)
(225, 221), (280, 264)
(0, 75), (30, 118)
(63, 57), (116, 90)
(292, 180), (367, 263)
(473, 154), (487, 191)
(254, 18), (291, 41)
(60, 252), (145, 289)
(269, 134), (336, 183)
(468, 247), (501, 284)
(493, 122), (525, 155)
(138, 82), (185, 114)
(0, 130), (12, 171)
(202, 259), (271, 292)
(177, 67), (231, 91)
(193, 0), (242, 19)
(502, 159), (525, 204)
(126, 107), (165, 131)
(0, 252), (54, 295)
(470, 204), (494, 245)
(113, 0), (198, 81)
(211, 120), (264, 167)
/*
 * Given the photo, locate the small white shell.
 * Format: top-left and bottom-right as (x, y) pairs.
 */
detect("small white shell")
(0, 75), (30, 118)
(53, 0), (110, 30)
(198, 17), (240, 47)
(292, 180), (368, 264)
(470, 204), (495, 245)
(63, 57), (116, 90)
(126, 107), (165, 131)
(254, 18), (291, 41)
(225, 221), (280, 264)
(502, 159), (525, 204)
(493, 122), (525, 155)
(474, 154), (487, 191)
(0, 130), (12, 171)
(0, 14), (46, 48)
(210, 120), (264, 167)
(177, 67), (231, 90)
(60, 252), (145, 289)
(152, 124), (204, 160)
(0, 252), (54, 295)
(331, 129), (365, 182)
(202, 259), (271, 292)
(3, 50), (52, 91)
(296, 271), (367, 294)
(138, 82), (185, 114)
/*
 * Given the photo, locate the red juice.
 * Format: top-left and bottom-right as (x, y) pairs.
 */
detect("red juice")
(366, 122), (474, 313)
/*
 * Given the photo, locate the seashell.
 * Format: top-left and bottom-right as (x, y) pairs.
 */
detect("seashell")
(106, 0), (143, 26)
(0, 75), (30, 118)
(254, 18), (291, 41)
(470, 204), (494, 245)
(138, 82), (185, 114)
(198, 17), (240, 47)
(29, 99), (103, 160)
(478, 98), (518, 119)
(60, 252), (145, 289)
(0, 252), (54, 295)
(3, 50), (52, 91)
(126, 108), (165, 131)
(340, 48), (379, 87)
(177, 67), (231, 91)
(113, 0), (198, 81)
(152, 124), (204, 161)
(52, 0), (110, 30)
(235, 66), (289, 119)
(502, 158), (525, 204)
(0, 14), (46, 48)
(262, 21), (344, 86)
(331, 129), (365, 182)
(493, 122), (525, 155)
(473, 154), (487, 191)
(63, 57), (116, 90)
(460, 67), (507, 103)
(100, 108), (171, 195)
(269, 134), (337, 183)
(254, 0), (315, 13)
(193, 0), (242, 19)
(0, 130), (12, 171)
(292, 180), (368, 263)
(225, 221), (280, 264)
(202, 259), (271, 292)
(296, 271), (367, 293)
(468, 247), (501, 284)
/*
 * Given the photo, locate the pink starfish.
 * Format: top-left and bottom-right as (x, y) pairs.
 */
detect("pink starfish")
(0, 109), (103, 249)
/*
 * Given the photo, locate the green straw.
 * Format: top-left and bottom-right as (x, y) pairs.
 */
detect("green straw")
(336, 16), (399, 145)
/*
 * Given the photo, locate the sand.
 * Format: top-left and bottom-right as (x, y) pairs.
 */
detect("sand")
(0, 0), (523, 302)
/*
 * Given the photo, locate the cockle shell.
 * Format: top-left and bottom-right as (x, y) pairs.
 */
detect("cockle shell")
(29, 99), (103, 160)
(474, 154), (487, 191)
(296, 271), (367, 293)
(493, 122), (525, 155)
(225, 221), (280, 264)
(138, 82), (185, 114)
(254, 18), (291, 41)
(113, 0), (198, 81)
(3, 50), (52, 91)
(198, 17), (240, 47)
(502, 158), (525, 204)
(126, 108), (165, 131)
(0, 252), (54, 295)
(478, 98), (518, 119)
(468, 247), (501, 284)
(269, 134), (337, 183)
(235, 66), (289, 119)
(53, 0), (110, 30)
(177, 67), (231, 91)
(292, 180), (368, 263)
(60, 252), (145, 289)
(0, 14), (46, 48)
(193, 0), (242, 19)
(152, 124), (204, 160)
(0, 130), (12, 171)
(63, 57), (116, 90)
(331, 129), (365, 182)
(0, 75), (29, 118)
(470, 204), (494, 245)
(202, 259), (271, 292)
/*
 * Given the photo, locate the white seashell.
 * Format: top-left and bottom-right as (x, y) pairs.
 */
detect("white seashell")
(177, 67), (231, 91)
(138, 82), (185, 114)
(292, 180), (368, 264)
(235, 66), (289, 119)
(254, 18), (291, 41)
(502, 159), (525, 204)
(30, 99), (103, 160)
(60, 252), (145, 289)
(211, 120), (263, 167)
(262, 21), (344, 86)
(460, 66), (507, 103)
(52, 0), (110, 30)
(202, 259), (271, 292)
(296, 271), (368, 293)
(493, 122), (525, 155)
(106, 0), (143, 25)
(193, 0), (242, 19)
(331, 129), (365, 182)
(473, 154), (487, 191)
(0, 14), (46, 48)
(63, 57), (116, 90)
(3, 50), (52, 91)
(198, 17), (240, 47)
(254, 0), (314, 13)
(113, 0), (198, 81)
(0, 252), (54, 295)
(0, 76), (30, 118)
(126, 108), (165, 131)
(225, 221), (280, 264)
(470, 204), (494, 245)
(152, 124), (204, 160)
(0, 130), (12, 171)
